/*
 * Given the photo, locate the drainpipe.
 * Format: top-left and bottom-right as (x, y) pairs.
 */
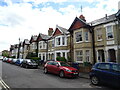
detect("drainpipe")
(45, 40), (48, 61)
(90, 26), (96, 65)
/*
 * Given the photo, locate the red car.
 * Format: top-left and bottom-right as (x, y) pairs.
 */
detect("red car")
(7, 58), (13, 63)
(44, 61), (79, 78)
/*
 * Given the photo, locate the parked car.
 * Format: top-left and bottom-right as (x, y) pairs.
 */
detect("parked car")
(21, 59), (38, 69)
(2, 57), (8, 62)
(44, 61), (79, 78)
(7, 58), (13, 63)
(15, 58), (24, 66)
(11, 59), (18, 64)
(89, 62), (120, 88)
(0, 56), (3, 60)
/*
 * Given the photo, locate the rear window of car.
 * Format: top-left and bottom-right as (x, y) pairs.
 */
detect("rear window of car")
(111, 64), (120, 72)
(97, 63), (110, 70)
(47, 61), (53, 65)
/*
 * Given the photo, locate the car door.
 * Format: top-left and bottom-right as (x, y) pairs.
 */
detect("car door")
(52, 62), (60, 74)
(46, 61), (53, 73)
(96, 63), (111, 83)
(110, 64), (120, 87)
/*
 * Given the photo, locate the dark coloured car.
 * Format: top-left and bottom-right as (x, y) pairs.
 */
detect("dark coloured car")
(21, 59), (38, 69)
(89, 62), (120, 88)
(44, 61), (79, 78)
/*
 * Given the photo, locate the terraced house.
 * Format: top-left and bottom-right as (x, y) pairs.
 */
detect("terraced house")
(29, 35), (38, 56)
(22, 39), (30, 59)
(69, 13), (120, 64)
(9, 10), (120, 64)
(37, 33), (50, 61)
(48, 25), (70, 61)
(68, 15), (94, 64)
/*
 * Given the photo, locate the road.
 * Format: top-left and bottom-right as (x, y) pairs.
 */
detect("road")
(1, 61), (113, 89)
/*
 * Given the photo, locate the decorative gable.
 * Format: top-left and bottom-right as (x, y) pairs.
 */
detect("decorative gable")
(53, 28), (62, 36)
(68, 17), (86, 33)
(70, 20), (84, 30)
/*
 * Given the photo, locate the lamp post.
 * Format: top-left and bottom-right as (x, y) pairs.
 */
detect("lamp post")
(17, 38), (20, 59)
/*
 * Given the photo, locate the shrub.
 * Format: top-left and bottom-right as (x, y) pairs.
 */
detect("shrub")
(56, 57), (67, 62)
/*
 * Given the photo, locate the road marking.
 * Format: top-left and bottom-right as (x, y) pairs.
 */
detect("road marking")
(0, 78), (10, 90)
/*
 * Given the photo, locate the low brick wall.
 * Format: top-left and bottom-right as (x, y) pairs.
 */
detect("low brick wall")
(78, 66), (92, 73)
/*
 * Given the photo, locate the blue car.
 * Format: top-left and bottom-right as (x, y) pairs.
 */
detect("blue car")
(15, 59), (24, 66)
(89, 62), (120, 88)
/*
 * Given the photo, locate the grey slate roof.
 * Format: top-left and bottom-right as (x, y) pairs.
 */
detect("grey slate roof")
(32, 35), (38, 41)
(56, 25), (69, 34)
(39, 33), (50, 40)
(89, 14), (116, 26)
(24, 39), (30, 45)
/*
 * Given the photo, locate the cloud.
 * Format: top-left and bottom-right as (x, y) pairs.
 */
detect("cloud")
(0, 0), (119, 52)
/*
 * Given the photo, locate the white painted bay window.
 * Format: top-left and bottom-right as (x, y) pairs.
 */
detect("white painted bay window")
(55, 36), (67, 46)
(56, 37), (61, 45)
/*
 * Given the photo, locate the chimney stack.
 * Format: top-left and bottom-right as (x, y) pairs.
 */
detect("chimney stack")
(79, 14), (86, 22)
(48, 28), (53, 36)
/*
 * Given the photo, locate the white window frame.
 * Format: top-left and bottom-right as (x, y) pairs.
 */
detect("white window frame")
(75, 31), (83, 43)
(97, 28), (102, 41)
(76, 50), (83, 62)
(84, 31), (89, 42)
(85, 50), (90, 62)
(55, 36), (67, 47)
(106, 25), (114, 40)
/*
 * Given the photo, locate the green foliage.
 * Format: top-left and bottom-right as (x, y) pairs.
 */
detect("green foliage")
(26, 52), (37, 59)
(2, 52), (9, 57)
(30, 57), (40, 60)
(56, 57), (67, 62)
(83, 62), (92, 66)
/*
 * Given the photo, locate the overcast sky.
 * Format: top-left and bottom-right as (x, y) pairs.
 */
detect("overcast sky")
(0, 0), (119, 52)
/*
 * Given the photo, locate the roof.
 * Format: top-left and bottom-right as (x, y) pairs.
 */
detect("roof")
(39, 33), (50, 40)
(89, 14), (116, 26)
(68, 16), (89, 32)
(30, 35), (38, 43)
(24, 39), (30, 45)
(116, 10), (120, 17)
(56, 25), (69, 34)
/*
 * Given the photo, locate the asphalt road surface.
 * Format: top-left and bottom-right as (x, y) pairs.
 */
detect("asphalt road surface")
(1, 61), (114, 89)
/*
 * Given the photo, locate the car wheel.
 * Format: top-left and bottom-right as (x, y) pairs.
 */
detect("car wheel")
(44, 68), (48, 74)
(91, 76), (100, 85)
(59, 71), (65, 78)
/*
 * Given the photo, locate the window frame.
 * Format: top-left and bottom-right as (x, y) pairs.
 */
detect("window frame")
(106, 25), (114, 40)
(76, 50), (83, 62)
(75, 31), (83, 43)
(97, 28), (102, 41)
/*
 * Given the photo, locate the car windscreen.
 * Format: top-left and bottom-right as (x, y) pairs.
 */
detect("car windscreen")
(60, 62), (70, 67)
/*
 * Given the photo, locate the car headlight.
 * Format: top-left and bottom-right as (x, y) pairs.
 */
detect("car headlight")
(65, 69), (72, 72)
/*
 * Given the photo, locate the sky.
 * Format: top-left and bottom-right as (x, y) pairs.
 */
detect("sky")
(0, 0), (120, 52)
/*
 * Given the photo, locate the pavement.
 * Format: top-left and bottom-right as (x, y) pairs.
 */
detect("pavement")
(79, 72), (89, 79)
